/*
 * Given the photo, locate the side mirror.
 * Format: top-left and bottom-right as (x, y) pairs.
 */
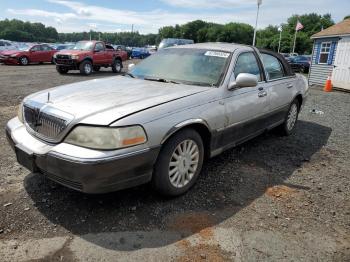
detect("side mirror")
(228, 73), (258, 90)
(128, 63), (135, 70)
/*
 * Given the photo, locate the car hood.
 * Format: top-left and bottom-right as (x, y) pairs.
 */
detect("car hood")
(56, 50), (90, 56)
(24, 76), (211, 126)
(1, 50), (23, 56)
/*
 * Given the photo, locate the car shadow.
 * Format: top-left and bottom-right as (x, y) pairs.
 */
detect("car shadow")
(24, 120), (331, 251)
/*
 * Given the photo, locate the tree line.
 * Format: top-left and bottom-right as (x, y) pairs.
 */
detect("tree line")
(0, 19), (58, 42)
(1, 13), (347, 54)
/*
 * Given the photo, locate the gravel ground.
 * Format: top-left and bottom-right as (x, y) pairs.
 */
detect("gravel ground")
(0, 63), (349, 261)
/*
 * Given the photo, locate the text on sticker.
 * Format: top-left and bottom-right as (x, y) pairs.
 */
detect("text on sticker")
(204, 51), (230, 58)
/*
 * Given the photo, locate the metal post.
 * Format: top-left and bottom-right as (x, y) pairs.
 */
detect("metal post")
(292, 29), (297, 54)
(278, 28), (282, 53)
(252, 1), (261, 46)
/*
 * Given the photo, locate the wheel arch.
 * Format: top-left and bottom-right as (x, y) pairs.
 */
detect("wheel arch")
(160, 119), (212, 159)
(80, 57), (93, 65)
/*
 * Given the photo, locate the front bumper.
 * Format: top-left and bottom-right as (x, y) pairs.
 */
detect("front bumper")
(6, 117), (160, 193)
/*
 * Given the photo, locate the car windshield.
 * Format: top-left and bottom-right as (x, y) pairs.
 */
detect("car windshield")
(129, 48), (230, 87)
(73, 41), (94, 51)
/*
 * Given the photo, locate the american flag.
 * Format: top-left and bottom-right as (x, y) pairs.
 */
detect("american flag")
(295, 20), (304, 31)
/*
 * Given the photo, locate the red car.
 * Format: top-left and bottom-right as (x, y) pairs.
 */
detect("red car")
(0, 44), (57, 65)
(54, 41), (128, 75)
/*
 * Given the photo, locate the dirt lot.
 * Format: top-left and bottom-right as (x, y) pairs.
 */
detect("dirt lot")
(0, 63), (349, 261)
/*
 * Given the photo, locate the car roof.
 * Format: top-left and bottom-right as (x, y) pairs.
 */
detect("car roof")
(170, 42), (252, 52)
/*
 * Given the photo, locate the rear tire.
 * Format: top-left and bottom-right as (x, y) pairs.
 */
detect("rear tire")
(152, 128), (204, 197)
(112, 59), (122, 73)
(56, 66), (68, 74)
(79, 60), (93, 75)
(277, 99), (300, 136)
(19, 56), (29, 66)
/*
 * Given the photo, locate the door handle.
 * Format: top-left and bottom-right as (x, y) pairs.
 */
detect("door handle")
(258, 91), (267, 97)
(286, 84), (293, 89)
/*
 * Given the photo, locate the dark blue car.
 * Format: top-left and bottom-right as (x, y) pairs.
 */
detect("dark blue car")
(131, 48), (151, 59)
(288, 55), (311, 73)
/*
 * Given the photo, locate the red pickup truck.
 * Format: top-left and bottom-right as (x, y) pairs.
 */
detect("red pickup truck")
(54, 41), (128, 75)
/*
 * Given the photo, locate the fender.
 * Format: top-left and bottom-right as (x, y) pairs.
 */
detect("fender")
(161, 118), (211, 144)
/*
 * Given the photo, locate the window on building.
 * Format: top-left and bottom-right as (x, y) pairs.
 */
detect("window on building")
(319, 42), (331, 64)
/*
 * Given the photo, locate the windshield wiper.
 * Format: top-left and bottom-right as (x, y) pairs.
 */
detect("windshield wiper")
(144, 77), (180, 84)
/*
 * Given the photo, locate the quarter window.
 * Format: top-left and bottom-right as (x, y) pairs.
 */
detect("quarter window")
(261, 54), (285, 80)
(319, 42), (331, 64)
(234, 52), (262, 81)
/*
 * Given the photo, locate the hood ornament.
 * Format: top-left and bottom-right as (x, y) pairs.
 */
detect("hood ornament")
(47, 92), (52, 104)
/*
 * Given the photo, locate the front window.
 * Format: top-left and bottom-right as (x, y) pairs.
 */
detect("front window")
(94, 43), (104, 52)
(73, 41), (94, 51)
(18, 45), (31, 51)
(319, 42), (331, 64)
(129, 48), (231, 87)
(30, 45), (41, 52)
(234, 52), (262, 81)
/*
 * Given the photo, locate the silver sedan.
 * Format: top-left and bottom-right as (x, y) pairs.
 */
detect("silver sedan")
(6, 43), (309, 196)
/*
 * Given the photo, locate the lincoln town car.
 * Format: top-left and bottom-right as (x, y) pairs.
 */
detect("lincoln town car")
(6, 43), (309, 196)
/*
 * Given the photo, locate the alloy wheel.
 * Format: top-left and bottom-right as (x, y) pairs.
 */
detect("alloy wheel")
(168, 139), (199, 188)
(287, 103), (298, 131)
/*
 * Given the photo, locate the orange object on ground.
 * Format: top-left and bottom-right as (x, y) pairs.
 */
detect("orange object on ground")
(324, 74), (333, 92)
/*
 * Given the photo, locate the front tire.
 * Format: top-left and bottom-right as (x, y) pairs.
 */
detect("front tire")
(79, 60), (93, 75)
(112, 59), (122, 73)
(19, 56), (29, 66)
(152, 128), (204, 197)
(277, 99), (300, 136)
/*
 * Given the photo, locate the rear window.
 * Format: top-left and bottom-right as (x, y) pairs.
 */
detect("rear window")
(261, 53), (285, 80)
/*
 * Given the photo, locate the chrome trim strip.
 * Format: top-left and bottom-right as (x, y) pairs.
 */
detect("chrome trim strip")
(48, 146), (161, 164)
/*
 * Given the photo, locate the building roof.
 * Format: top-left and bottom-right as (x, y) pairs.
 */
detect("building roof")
(312, 19), (350, 39)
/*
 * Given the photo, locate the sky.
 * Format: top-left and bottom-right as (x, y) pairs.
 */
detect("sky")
(0, 0), (349, 34)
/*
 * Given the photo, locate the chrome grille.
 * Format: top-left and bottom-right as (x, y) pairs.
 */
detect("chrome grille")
(23, 103), (72, 141)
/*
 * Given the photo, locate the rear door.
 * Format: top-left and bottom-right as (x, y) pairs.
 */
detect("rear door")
(223, 51), (270, 144)
(41, 45), (54, 62)
(261, 53), (296, 126)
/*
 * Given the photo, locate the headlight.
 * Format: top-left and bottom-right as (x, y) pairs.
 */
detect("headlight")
(53, 54), (57, 58)
(10, 54), (19, 58)
(64, 125), (147, 150)
(18, 102), (24, 123)
(71, 55), (79, 59)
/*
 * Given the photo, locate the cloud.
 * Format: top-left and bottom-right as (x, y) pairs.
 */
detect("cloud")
(5, 0), (350, 33)
(160, 0), (255, 9)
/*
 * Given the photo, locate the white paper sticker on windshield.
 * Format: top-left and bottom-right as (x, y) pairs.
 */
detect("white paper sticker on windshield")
(204, 51), (230, 58)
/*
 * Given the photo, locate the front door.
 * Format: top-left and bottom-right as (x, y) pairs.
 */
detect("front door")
(29, 45), (42, 62)
(332, 37), (350, 90)
(93, 42), (106, 64)
(222, 51), (270, 145)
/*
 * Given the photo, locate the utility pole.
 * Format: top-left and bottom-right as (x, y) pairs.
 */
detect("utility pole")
(131, 24), (134, 34)
(278, 26), (282, 53)
(252, 0), (262, 46)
